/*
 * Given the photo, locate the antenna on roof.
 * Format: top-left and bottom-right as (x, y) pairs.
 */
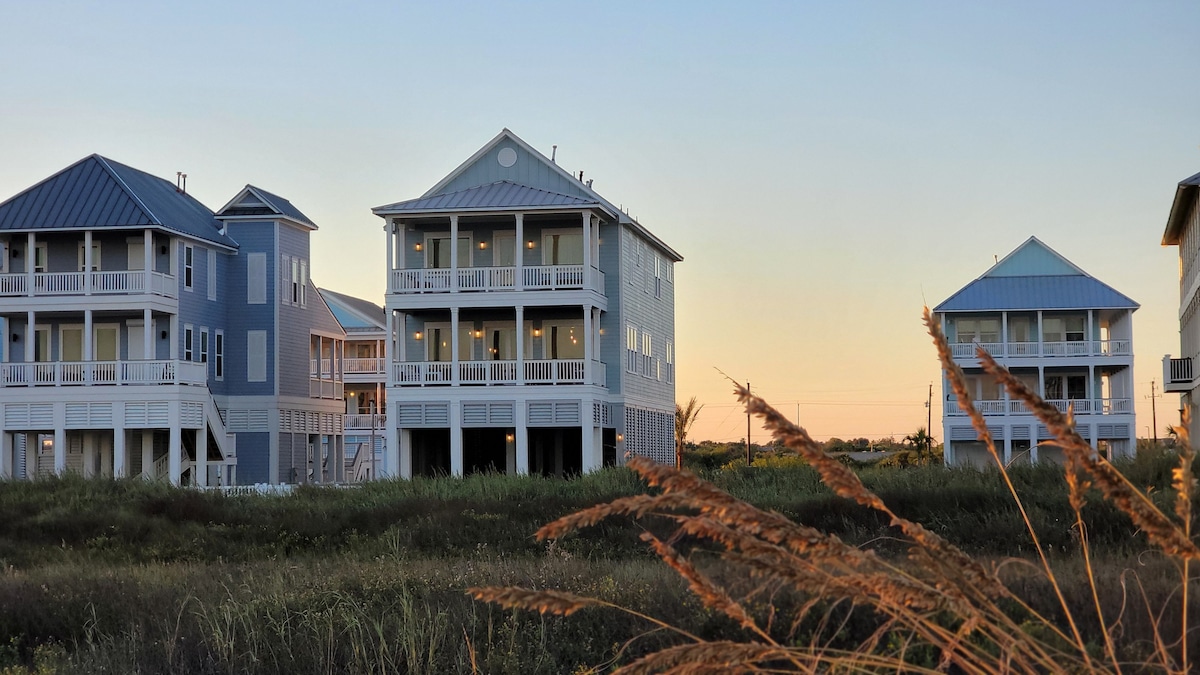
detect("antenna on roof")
(551, 145), (557, 163)
(994, 254), (998, 263)
(182, 174), (187, 195)
(586, 179), (593, 188)
(176, 172), (187, 194)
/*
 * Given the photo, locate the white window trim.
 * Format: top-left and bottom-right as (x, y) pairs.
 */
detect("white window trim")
(58, 324), (84, 361)
(207, 252), (216, 300)
(247, 330), (267, 382)
(126, 237), (144, 272)
(183, 245), (194, 291)
(199, 327), (209, 364)
(183, 324), (194, 361)
(77, 241), (101, 272)
(215, 330), (224, 381)
(423, 232), (473, 269)
(247, 252), (266, 305)
(480, 320), (532, 361)
(281, 254), (291, 306)
(626, 324), (638, 374)
(299, 259), (307, 307)
(539, 319), (586, 360)
(33, 243), (47, 274)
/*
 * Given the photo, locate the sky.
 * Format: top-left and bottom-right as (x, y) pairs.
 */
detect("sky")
(1, 1), (1197, 444)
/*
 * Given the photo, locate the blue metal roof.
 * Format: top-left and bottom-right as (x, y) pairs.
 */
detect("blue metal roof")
(935, 275), (1139, 312)
(319, 287), (385, 330)
(0, 155), (236, 248)
(248, 185), (317, 228)
(373, 180), (597, 214)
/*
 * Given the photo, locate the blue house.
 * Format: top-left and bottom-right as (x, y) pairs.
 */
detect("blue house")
(934, 237), (1138, 465)
(0, 156), (348, 485)
(373, 129), (682, 476)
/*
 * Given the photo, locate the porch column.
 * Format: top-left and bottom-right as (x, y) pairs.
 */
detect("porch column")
(143, 309), (153, 359)
(398, 312), (407, 361)
(449, 215), (459, 293)
(195, 416), (208, 487)
(83, 309), (93, 361)
(25, 310), (34, 363)
(451, 307), (460, 386)
(25, 433), (36, 480)
(450, 402), (464, 477)
(516, 306), (525, 385)
(1002, 435), (1012, 465)
(514, 213), (524, 291)
(25, 232), (34, 298)
(169, 315), (179, 359)
(53, 426), (66, 476)
(141, 430), (154, 480)
(583, 304), (593, 385)
(113, 404), (126, 478)
(0, 430), (10, 479)
(386, 218), (395, 277)
(144, 229), (154, 292)
(581, 397), (600, 473)
(1001, 312), (1008, 357)
(515, 400), (529, 474)
(1036, 311), (1043, 355)
(1090, 364), (1097, 412)
(384, 311), (394, 384)
(398, 428), (411, 479)
(170, 238), (178, 295)
(582, 212), (592, 277)
(1087, 310), (1095, 356)
(84, 230), (93, 295)
(168, 402), (182, 486)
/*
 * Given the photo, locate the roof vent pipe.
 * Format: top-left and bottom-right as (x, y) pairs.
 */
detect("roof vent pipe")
(586, 179), (593, 188)
(551, 145), (557, 163)
(181, 173), (187, 195)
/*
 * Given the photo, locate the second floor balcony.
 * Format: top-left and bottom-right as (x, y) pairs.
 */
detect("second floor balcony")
(1164, 356), (1194, 393)
(0, 270), (176, 298)
(389, 265), (603, 294)
(950, 339), (1131, 359)
(391, 359), (606, 387)
(0, 359), (207, 387)
(945, 397), (1132, 416)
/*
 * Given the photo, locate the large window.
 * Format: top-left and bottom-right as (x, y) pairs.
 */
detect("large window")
(425, 235), (470, 269)
(77, 242), (101, 272)
(1044, 374), (1087, 400)
(1043, 315), (1085, 342)
(626, 325), (638, 373)
(425, 325), (472, 362)
(542, 231), (583, 265)
(493, 232), (516, 267)
(543, 322), (584, 360)
(956, 318), (1000, 344)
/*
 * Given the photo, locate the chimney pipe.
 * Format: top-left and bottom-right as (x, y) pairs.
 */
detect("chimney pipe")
(551, 145), (557, 163)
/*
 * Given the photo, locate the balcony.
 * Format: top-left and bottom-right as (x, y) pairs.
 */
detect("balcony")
(344, 357), (385, 375)
(1164, 356), (1194, 393)
(945, 398), (1133, 416)
(390, 359), (606, 386)
(389, 265), (604, 294)
(949, 339), (1131, 359)
(0, 360), (206, 387)
(0, 271), (176, 298)
(344, 413), (387, 431)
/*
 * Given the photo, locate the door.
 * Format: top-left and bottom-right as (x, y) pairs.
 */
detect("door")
(60, 327), (83, 361)
(493, 232), (516, 267)
(93, 325), (118, 361)
(425, 235), (471, 269)
(128, 320), (145, 360)
(542, 231), (583, 265)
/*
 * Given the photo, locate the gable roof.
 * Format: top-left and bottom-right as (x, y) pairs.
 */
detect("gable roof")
(1163, 170), (1200, 245)
(0, 154), (237, 248)
(386, 128), (682, 262)
(373, 180), (598, 215)
(318, 287), (386, 331)
(935, 237), (1138, 312)
(216, 185), (317, 229)
(304, 280), (348, 337)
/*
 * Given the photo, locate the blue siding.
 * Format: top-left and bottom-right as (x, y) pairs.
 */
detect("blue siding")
(223, 221), (276, 396)
(234, 431), (270, 484)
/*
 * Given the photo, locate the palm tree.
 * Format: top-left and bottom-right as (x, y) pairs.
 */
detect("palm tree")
(675, 397), (704, 469)
(904, 427), (933, 453)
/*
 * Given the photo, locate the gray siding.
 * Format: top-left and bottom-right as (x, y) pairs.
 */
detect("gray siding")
(617, 226), (675, 410)
(277, 223), (313, 398)
(436, 140), (594, 203)
(224, 221), (276, 396)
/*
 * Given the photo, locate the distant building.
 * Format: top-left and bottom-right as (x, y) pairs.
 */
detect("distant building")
(0, 156), (348, 485)
(934, 237), (1138, 466)
(319, 287), (387, 481)
(373, 129), (682, 477)
(1162, 171), (1200, 440)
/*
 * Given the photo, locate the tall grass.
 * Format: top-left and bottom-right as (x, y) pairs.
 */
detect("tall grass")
(474, 307), (1200, 673)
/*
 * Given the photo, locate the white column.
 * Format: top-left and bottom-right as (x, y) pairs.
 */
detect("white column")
(384, 311), (394, 386)
(195, 417), (208, 487)
(514, 213), (524, 291)
(25, 232), (34, 298)
(25, 433), (36, 480)
(516, 306), (525, 385)
(385, 218), (395, 280)
(113, 403), (126, 478)
(449, 215), (459, 293)
(1036, 311), (1043, 355)
(583, 304), (593, 385)
(144, 229), (154, 291)
(1087, 310), (1095, 355)
(451, 307), (460, 386)
(143, 309), (153, 359)
(83, 309), (93, 361)
(25, 310), (34, 363)
(170, 238), (179, 295)
(582, 212), (592, 276)
(53, 427), (66, 476)
(385, 398), (400, 478)
(141, 430), (154, 480)
(581, 397), (598, 472)
(515, 400), (528, 475)
(0, 431), (10, 479)
(1000, 312), (1008, 357)
(398, 312), (407, 361)
(1002, 435), (1012, 465)
(84, 230), (93, 295)
(450, 402), (464, 477)
(168, 403), (182, 485)
(398, 428), (412, 479)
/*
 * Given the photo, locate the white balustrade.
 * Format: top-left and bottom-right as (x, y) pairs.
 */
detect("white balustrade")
(0, 360), (205, 387)
(344, 357), (385, 374)
(0, 274), (27, 294)
(945, 397), (1132, 417)
(388, 264), (604, 293)
(0, 270), (175, 297)
(389, 359), (600, 386)
(344, 413), (387, 430)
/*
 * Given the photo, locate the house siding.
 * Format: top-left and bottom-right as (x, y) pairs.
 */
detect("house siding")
(223, 222), (276, 397)
(436, 140), (595, 204)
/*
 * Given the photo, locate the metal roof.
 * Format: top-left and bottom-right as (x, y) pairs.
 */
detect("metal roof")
(318, 287), (385, 330)
(373, 180), (598, 214)
(1163, 170), (1200, 245)
(934, 275), (1139, 312)
(248, 185), (317, 228)
(0, 155), (236, 248)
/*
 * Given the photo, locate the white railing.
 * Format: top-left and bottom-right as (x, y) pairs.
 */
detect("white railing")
(389, 359), (601, 386)
(390, 269), (452, 293)
(0, 359), (206, 387)
(309, 379), (343, 398)
(344, 413), (387, 430)
(950, 340), (1133, 359)
(945, 398), (1132, 417)
(344, 357), (385, 374)
(389, 265), (602, 293)
(1166, 356), (1194, 385)
(523, 265), (584, 290)
(0, 271), (175, 298)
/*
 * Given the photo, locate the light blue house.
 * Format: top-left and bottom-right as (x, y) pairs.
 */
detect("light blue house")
(373, 129), (682, 476)
(0, 156), (348, 485)
(934, 237), (1138, 466)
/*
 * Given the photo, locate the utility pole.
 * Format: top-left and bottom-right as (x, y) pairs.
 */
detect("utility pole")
(1148, 380), (1160, 444)
(926, 382), (933, 452)
(746, 381), (752, 466)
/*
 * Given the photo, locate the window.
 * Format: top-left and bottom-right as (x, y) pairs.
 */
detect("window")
(207, 252), (216, 300)
(299, 259), (307, 307)
(247, 330), (267, 382)
(281, 254), (291, 305)
(33, 243), (47, 274)
(1043, 315), (1086, 343)
(425, 235), (470, 269)
(542, 231), (583, 265)
(654, 256), (663, 299)
(0, 241), (7, 274)
(956, 318), (999, 344)
(1043, 374), (1088, 400)
(666, 341), (674, 383)
(544, 322), (584, 360)
(200, 329), (209, 364)
(641, 332), (653, 376)
(425, 325), (472, 362)
(215, 330), (224, 380)
(493, 232), (516, 267)
(626, 325), (638, 373)
(183, 325), (194, 361)
(291, 257), (299, 305)
(127, 238), (144, 271)
(183, 245), (193, 290)
(247, 253), (266, 304)
(77, 241), (101, 271)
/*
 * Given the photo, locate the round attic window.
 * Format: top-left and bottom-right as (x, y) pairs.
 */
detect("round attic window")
(497, 147), (517, 168)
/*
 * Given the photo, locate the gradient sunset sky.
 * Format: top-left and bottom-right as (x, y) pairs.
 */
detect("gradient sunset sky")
(1, 1), (1197, 443)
